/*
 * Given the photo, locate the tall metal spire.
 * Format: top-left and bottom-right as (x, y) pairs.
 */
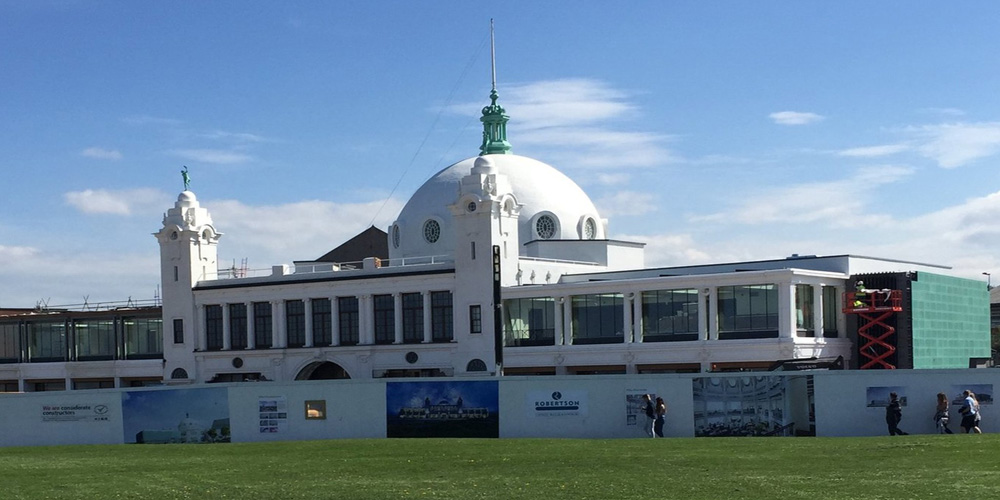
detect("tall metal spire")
(479, 18), (512, 155)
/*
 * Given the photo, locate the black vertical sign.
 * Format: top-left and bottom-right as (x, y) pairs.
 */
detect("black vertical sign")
(492, 245), (503, 372)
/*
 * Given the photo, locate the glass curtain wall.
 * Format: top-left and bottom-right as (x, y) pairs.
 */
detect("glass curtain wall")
(717, 285), (778, 339)
(28, 321), (67, 362)
(503, 297), (556, 346)
(571, 293), (624, 344)
(122, 317), (162, 359)
(642, 289), (699, 342)
(795, 285), (815, 337)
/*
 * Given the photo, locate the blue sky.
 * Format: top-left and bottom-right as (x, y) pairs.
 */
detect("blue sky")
(3, 2), (1000, 306)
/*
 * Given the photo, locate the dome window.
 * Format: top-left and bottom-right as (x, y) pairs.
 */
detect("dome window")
(466, 359), (488, 372)
(170, 368), (189, 379)
(392, 224), (400, 249)
(583, 217), (597, 240)
(423, 219), (441, 244)
(535, 215), (557, 240)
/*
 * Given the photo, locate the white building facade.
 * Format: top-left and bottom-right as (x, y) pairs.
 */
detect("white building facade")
(0, 85), (988, 391)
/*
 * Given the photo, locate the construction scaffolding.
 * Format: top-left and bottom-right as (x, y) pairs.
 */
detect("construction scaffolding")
(843, 289), (903, 369)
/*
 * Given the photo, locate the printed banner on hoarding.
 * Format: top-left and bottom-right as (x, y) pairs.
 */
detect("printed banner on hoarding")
(526, 390), (588, 418)
(41, 403), (111, 423)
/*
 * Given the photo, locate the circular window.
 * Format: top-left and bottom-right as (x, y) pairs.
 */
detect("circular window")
(467, 201), (477, 212)
(423, 220), (440, 243)
(405, 352), (419, 364)
(232, 357), (244, 369)
(535, 215), (557, 240)
(583, 218), (597, 240)
(392, 225), (400, 248)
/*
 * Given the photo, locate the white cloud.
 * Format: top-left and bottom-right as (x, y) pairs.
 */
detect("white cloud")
(209, 197), (405, 267)
(170, 149), (254, 165)
(81, 147), (123, 160)
(595, 191), (658, 218)
(448, 78), (674, 171)
(692, 165), (914, 226)
(614, 232), (712, 268)
(917, 107), (966, 117)
(595, 173), (631, 185)
(121, 115), (181, 126)
(837, 144), (909, 158)
(910, 122), (1000, 168)
(769, 111), (825, 126)
(199, 130), (269, 143)
(64, 188), (170, 216)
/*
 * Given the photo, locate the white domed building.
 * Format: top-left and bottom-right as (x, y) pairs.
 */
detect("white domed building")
(0, 81), (989, 393)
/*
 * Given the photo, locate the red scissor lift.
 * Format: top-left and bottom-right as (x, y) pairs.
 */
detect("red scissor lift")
(842, 289), (903, 369)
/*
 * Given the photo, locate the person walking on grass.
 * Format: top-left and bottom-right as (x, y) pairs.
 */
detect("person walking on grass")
(886, 392), (908, 436)
(653, 397), (667, 438)
(959, 390), (983, 434)
(934, 392), (954, 434)
(640, 394), (655, 438)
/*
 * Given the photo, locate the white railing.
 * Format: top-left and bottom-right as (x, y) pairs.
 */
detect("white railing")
(518, 256), (601, 266)
(212, 255), (454, 281)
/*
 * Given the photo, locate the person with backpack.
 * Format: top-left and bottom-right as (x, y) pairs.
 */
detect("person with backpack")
(886, 392), (908, 436)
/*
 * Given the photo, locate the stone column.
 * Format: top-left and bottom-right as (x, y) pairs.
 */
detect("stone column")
(393, 293), (403, 344)
(246, 302), (255, 349)
(222, 303), (231, 351)
(422, 292), (432, 343)
(331, 297), (340, 346)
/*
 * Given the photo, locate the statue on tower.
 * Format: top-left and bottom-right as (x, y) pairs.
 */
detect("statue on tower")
(181, 166), (191, 191)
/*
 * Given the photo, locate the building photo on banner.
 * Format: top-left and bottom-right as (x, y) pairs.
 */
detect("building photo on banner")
(0, 4), (999, 445)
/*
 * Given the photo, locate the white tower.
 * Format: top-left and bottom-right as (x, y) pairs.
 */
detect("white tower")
(449, 155), (521, 375)
(154, 190), (221, 383)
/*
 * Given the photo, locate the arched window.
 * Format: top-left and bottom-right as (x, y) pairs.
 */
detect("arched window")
(466, 359), (488, 372)
(171, 368), (189, 379)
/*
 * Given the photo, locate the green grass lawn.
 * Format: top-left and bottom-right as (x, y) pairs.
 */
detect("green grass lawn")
(2, 435), (998, 500)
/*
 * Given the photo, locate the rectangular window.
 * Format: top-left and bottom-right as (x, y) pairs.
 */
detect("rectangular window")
(717, 284), (779, 339)
(431, 291), (453, 342)
(641, 289), (699, 342)
(27, 321), (67, 362)
(469, 304), (482, 334)
(402, 293), (423, 344)
(305, 400), (327, 420)
(253, 302), (273, 348)
(72, 379), (115, 390)
(373, 294), (395, 344)
(502, 297), (556, 347)
(338, 297), (359, 345)
(822, 285), (839, 338)
(286, 300), (305, 348)
(571, 293), (624, 345)
(0, 322), (21, 363)
(173, 318), (184, 344)
(122, 317), (162, 359)
(74, 318), (116, 360)
(205, 305), (224, 351)
(229, 303), (247, 350)
(795, 284), (815, 337)
(312, 298), (332, 347)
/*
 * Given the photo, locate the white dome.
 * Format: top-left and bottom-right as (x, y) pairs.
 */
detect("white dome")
(390, 154), (604, 259)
